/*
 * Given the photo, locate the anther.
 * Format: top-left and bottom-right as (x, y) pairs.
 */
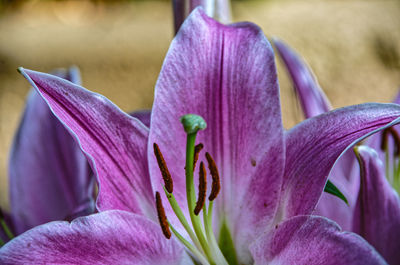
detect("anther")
(206, 152), (221, 201)
(154, 143), (173, 193)
(155, 192), (171, 239)
(194, 162), (207, 215)
(193, 143), (204, 170)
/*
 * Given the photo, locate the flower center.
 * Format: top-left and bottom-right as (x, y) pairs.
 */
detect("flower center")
(381, 126), (400, 192)
(153, 114), (230, 265)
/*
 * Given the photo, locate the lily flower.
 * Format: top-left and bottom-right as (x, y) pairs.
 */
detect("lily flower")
(0, 67), (95, 245)
(274, 38), (400, 264)
(1, 9), (399, 264)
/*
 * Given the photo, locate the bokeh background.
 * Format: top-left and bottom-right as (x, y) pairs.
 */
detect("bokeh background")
(0, 0), (399, 209)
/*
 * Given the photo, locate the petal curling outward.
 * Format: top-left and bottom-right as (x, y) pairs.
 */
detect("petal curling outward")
(18, 68), (155, 219)
(280, 103), (400, 221)
(250, 215), (386, 265)
(273, 38), (331, 118)
(353, 146), (400, 264)
(149, 8), (284, 262)
(0, 211), (184, 265)
(9, 67), (94, 234)
(273, 39), (360, 230)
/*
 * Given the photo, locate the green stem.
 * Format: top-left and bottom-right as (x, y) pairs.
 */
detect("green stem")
(169, 223), (210, 265)
(163, 187), (203, 252)
(203, 202), (229, 265)
(185, 133), (214, 263)
(0, 237), (4, 247)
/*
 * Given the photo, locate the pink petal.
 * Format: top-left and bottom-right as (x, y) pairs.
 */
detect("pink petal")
(18, 68), (155, 219)
(9, 68), (94, 234)
(148, 9), (284, 259)
(280, 103), (400, 221)
(250, 215), (386, 265)
(0, 211), (184, 264)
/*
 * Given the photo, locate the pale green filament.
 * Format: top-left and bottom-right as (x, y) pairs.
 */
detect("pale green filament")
(203, 202), (229, 265)
(163, 187), (203, 252)
(169, 223), (210, 265)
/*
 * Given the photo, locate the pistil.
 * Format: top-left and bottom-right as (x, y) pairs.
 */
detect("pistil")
(153, 114), (229, 265)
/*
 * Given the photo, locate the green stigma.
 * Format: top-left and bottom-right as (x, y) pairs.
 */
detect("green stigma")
(180, 114), (207, 134)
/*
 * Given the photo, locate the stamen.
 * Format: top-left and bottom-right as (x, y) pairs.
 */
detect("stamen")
(155, 192), (171, 239)
(194, 162), (207, 215)
(206, 152), (221, 201)
(381, 127), (400, 156)
(381, 129), (389, 151)
(193, 143), (204, 170)
(154, 143), (173, 193)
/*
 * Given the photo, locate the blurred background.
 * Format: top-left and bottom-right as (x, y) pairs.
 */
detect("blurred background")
(0, 0), (399, 209)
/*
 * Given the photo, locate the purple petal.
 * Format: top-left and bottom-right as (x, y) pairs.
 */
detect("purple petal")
(250, 215), (386, 265)
(315, 147), (360, 231)
(0, 211), (184, 264)
(352, 146), (400, 264)
(366, 88), (400, 156)
(9, 67), (94, 234)
(273, 39), (362, 229)
(273, 38), (332, 118)
(279, 103), (400, 221)
(18, 68), (155, 219)
(314, 174), (358, 231)
(149, 8), (284, 260)
(130, 110), (151, 128)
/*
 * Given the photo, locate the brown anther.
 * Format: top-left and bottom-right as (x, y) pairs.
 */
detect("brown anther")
(155, 192), (171, 239)
(193, 143), (204, 170)
(194, 162), (207, 215)
(153, 143), (173, 193)
(381, 127), (400, 156)
(205, 152), (221, 201)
